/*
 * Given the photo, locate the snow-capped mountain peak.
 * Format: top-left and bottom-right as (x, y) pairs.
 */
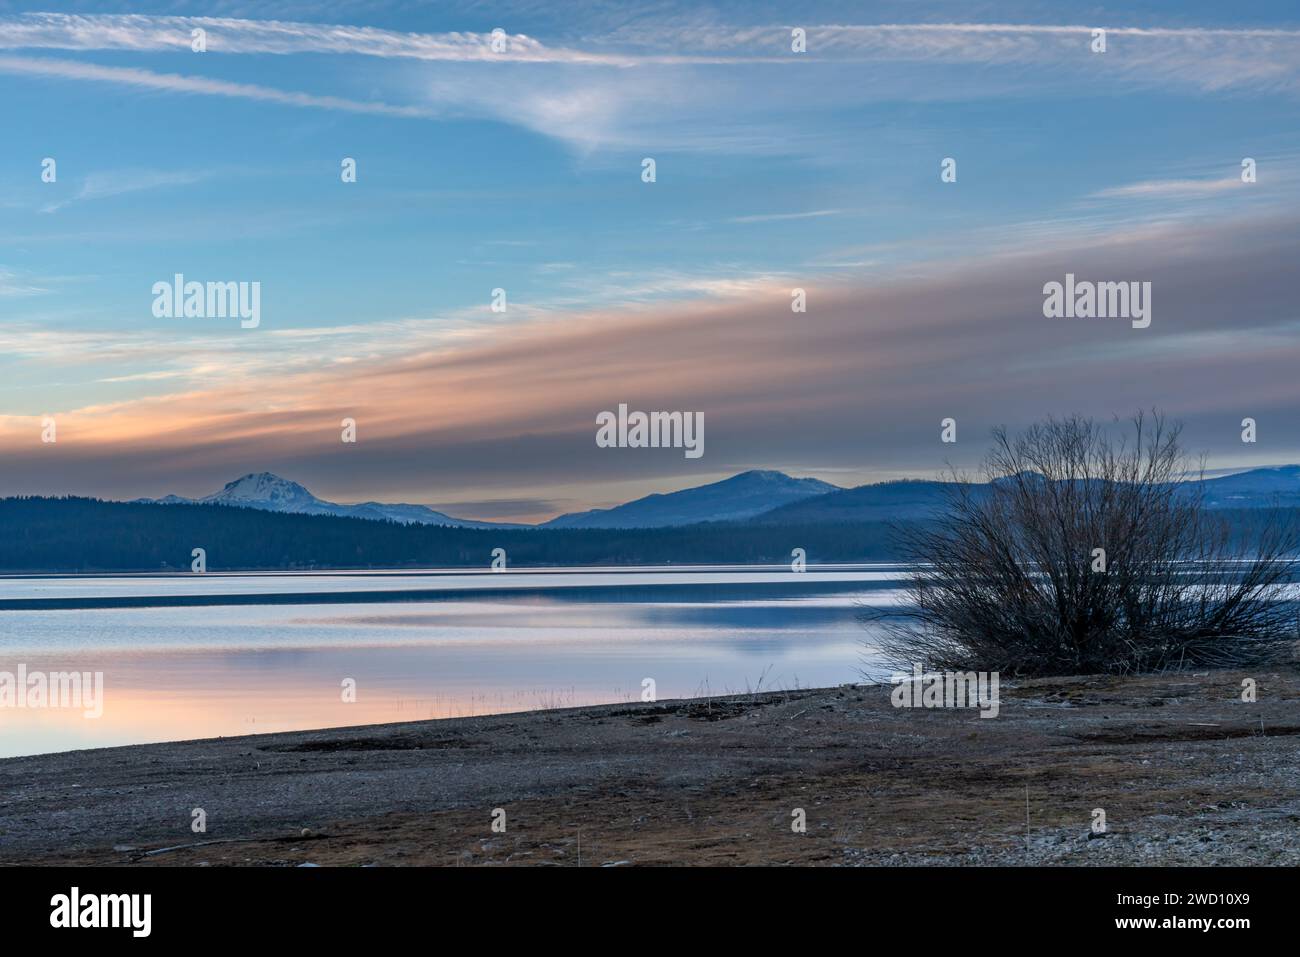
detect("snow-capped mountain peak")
(133, 472), (521, 529)
(202, 472), (319, 509)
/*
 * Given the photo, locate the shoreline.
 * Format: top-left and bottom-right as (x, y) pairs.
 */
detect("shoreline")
(0, 578), (880, 610)
(2, 669), (1297, 866)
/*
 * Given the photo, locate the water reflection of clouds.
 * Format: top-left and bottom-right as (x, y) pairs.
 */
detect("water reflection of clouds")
(0, 573), (898, 756)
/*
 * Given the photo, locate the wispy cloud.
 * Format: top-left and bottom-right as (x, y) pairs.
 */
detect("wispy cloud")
(4, 14), (1299, 74)
(0, 13), (1296, 158)
(0, 267), (47, 297)
(2, 13), (1297, 90)
(95, 369), (191, 384)
(615, 20), (1300, 92)
(41, 168), (214, 213)
(727, 209), (842, 224)
(0, 14), (644, 65)
(0, 55), (435, 118)
(1092, 177), (1245, 199)
(1083, 155), (1300, 205)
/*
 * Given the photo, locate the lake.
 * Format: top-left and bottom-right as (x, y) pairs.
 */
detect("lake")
(0, 565), (906, 757)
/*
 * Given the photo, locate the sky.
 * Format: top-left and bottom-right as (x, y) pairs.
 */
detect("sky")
(1, 0), (1298, 522)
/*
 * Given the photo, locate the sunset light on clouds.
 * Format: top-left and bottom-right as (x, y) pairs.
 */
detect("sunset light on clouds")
(2, 1), (1298, 519)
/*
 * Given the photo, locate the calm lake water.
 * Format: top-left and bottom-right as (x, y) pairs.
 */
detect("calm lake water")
(0, 566), (905, 757)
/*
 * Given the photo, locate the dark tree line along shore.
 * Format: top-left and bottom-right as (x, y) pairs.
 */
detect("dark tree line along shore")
(0, 496), (906, 572)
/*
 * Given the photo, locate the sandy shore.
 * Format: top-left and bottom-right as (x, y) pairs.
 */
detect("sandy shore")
(2, 669), (1297, 866)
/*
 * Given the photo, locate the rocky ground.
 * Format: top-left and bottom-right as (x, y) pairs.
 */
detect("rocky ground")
(1, 669), (1297, 866)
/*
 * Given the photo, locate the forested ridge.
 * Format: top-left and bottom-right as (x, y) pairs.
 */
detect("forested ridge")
(0, 497), (906, 571)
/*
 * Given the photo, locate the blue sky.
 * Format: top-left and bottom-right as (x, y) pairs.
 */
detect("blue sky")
(1, 1), (1299, 519)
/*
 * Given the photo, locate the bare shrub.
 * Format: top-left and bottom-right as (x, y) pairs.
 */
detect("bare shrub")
(876, 412), (1299, 676)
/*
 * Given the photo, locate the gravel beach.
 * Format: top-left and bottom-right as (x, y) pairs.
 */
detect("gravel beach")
(2, 669), (1297, 866)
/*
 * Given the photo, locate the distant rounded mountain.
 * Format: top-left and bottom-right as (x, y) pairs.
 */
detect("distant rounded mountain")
(541, 469), (840, 529)
(754, 479), (958, 524)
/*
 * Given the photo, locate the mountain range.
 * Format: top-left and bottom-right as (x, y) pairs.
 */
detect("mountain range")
(759, 466), (1300, 523)
(129, 465), (1300, 530)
